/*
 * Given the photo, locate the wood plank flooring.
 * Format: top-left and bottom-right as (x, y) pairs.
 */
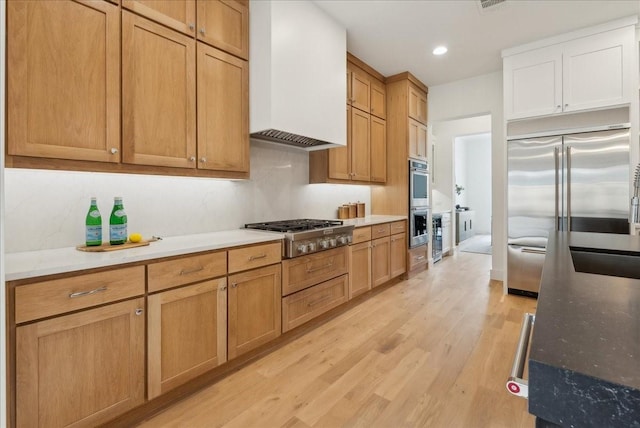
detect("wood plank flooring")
(138, 250), (537, 428)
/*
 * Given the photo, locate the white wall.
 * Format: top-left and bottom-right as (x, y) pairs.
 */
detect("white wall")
(429, 71), (505, 281)
(456, 133), (492, 234)
(453, 137), (467, 207)
(4, 141), (371, 253)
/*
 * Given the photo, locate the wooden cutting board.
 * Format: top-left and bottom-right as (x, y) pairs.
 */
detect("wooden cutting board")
(76, 240), (151, 252)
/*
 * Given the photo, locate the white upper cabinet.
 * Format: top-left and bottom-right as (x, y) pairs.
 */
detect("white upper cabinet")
(504, 22), (635, 121)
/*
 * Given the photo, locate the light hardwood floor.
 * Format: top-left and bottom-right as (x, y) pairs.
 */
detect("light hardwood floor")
(139, 250), (537, 428)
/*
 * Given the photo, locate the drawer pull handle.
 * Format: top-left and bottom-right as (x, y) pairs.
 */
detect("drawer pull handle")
(249, 253), (267, 261)
(307, 261), (333, 273)
(180, 266), (204, 275)
(506, 313), (535, 398)
(415, 255), (425, 260)
(308, 294), (332, 307)
(69, 286), (107, 299)
(135, 308), (144, 316)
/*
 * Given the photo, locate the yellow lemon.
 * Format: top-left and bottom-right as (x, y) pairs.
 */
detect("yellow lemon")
(129, 233), (143, 243)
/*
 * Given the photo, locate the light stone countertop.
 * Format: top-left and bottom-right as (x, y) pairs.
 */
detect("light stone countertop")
(5, 229), (285, 282)
(341, 215), (407, 228)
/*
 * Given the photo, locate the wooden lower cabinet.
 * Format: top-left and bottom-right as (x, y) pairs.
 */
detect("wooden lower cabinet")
(408, 244), (428, 272)
(282, 274), (349, 332)
(372, 236), (391, 287)
(228, 264), (282, 359)
(349, 241), (371, 298)
(282, 246), (348, 296)
(390, 233), (407, 278)
(147, 279), (227, 399)
(16, 298), (145, 428)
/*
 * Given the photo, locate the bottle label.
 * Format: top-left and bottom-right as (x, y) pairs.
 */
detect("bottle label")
(86, 225), (102, 245)
(89, 210), (101, 219)
(110, 224), (128, 243)
(113, 209), (125, 218)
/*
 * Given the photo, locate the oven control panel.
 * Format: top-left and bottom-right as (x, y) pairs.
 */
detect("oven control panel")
(287, 233), (353, 258)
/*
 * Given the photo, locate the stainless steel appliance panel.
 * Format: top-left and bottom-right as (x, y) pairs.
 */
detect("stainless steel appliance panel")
(564, 129), (630, 229)
(409, 160), (429, 207)
(410, 207), (429, 248)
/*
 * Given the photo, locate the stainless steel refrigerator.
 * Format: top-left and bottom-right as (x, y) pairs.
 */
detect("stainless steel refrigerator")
(507, 127), (630, 295)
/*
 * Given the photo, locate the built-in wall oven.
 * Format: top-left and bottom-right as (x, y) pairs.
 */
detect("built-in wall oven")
(409, 160), (429, 207)
(409, 159), (430, 248)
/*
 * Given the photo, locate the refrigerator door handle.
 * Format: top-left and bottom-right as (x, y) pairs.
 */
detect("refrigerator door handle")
(566, 145), (572, 231)
(554, 147), (560, 231)
(521, 247), (546, 255)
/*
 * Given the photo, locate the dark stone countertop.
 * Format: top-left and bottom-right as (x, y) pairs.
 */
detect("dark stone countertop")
(529, 231), (640, 427)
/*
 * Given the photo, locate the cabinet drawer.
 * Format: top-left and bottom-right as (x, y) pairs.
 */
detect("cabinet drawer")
(15, 266), (145, 324)
(282, 247), (348, 296)
(148, 251), (227, 293)
(390, 220), (406, 235)
(371, 223), (391, 239)
(282, 274), (348, 332)
(352, 226), (372, 244)
(228, 242), (282, 273)
(408, 245), (428, 271)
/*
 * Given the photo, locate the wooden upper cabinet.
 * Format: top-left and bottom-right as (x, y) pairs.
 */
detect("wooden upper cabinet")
(370, 116), (386, 183)
(409, 118), (427, 160)
(351, 107), (371, 181)
(350, 69), (371, 112)
(328, 106), (351, 180)
(408, 85), (428, 124)
(7, 0), (120, 162)
(122, 11), (197, 168)
(197, 43), (249, 172)
(16, 298), (145, 428)
(370, 81), (386, 119)
(122, 0), (196, 35)
(197, 0), (249, 60)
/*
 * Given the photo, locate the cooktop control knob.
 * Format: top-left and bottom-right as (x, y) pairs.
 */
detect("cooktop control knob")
(329, 238), (337, 247)
(308, 242), (317, 252)
(297, 244), (308, 254)
(320, 240), (330, 249)
(337, 236), (348, 245)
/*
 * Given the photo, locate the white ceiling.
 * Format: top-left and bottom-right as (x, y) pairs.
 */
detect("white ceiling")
(313, 0), (640, 88)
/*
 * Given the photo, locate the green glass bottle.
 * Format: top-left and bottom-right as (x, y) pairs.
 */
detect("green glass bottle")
(85, 197), (102, 246)
(109, 196), (128, 245)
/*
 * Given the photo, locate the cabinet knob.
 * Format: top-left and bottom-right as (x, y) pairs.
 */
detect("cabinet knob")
(220, 285), (227, 291)
(564, 103), (569, 108)
(556, 105), (561, 109)
(135, 308), (144, 316)
(110, 148), (118, 154)
(188, 23), (195, 31)
(231, 283), (238, 288)
(200, 157), (207, 163)
(200, 28), (205, 35)
(189, 156), (196, 162)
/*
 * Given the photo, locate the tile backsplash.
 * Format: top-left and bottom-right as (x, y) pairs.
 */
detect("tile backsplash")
(4, 141), (370, 253)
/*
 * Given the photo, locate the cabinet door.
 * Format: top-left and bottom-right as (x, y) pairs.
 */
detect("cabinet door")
(390, 233), (407, 278)
(371, 236), (391, 287)
(228, 264), (282, 359)
(370, 116), (387, 183)
(562, 26), (633, 113)
(408, 86), (427, 124)
(328, 106), (351, 180)
(370, 82), (386, 119)
(122, 0), (196, 35)
(504, 47), (562, 120)
(409, 118), (427, 160)
(148, 279), (227, 399)
(197, 43), (249, 172)
(7, 0), (120, 162)
(349, 241), (371, 299)
(442, 213), (452, 253)
(197, 0), (248, 60)
(122, 11), (196, 168)
(16, 298), (145, 428)
(350, 70), (370, 112)
(351, 108), (371, 181)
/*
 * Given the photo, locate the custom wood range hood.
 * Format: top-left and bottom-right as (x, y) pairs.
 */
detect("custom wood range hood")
(249, 0), (347, 150)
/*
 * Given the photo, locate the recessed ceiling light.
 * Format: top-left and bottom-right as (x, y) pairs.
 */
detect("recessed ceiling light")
(433, 46), (448, 56)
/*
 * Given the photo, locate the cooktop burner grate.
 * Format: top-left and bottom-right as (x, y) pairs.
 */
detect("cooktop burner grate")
(245, 219), (344, 233)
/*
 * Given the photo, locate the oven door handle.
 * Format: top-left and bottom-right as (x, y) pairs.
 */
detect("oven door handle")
(506, 313), (535, 398)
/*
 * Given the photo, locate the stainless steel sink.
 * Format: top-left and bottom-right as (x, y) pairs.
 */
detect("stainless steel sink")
(569, 246), (640, 280)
